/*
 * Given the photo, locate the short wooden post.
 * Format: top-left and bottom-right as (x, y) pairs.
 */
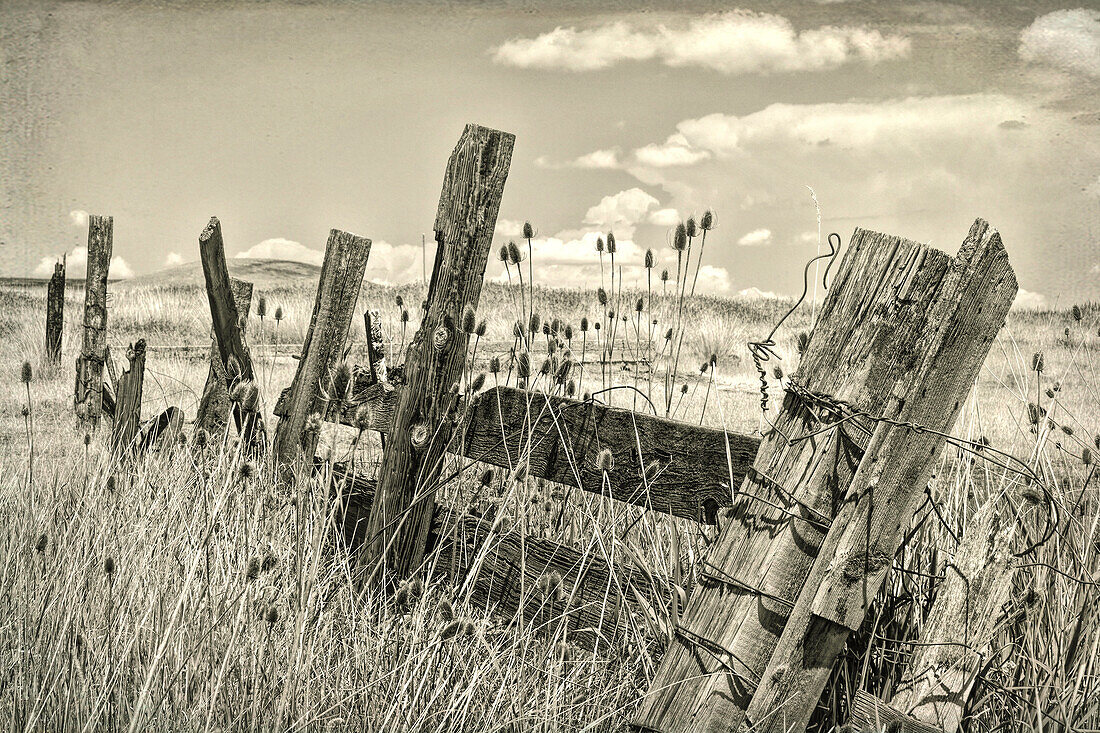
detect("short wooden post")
(74, 215), (113, 429)
(111, 339), (147, 454)
(195, 278), (253, 438)
(635, 227), (961, 732)
(273, 229), (371, 472)
(198, 217), (266, 453)
(363, 124), (515, 581)
(45, 259), (65, 365)
(745, 220), (1017, 732)
(364, 309), (387, 384)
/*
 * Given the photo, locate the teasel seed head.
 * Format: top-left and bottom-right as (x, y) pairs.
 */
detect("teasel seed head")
(489, 356), (501, 374)
(1032, 352), (1044, 373)
(597, 288), (608, 306)
(84, 432), (92, 447)
(1083, 447), (1093, 466)
(517, 353), (530, 379)
(245, 557), (261, 581)
(596, 236), (604, 253)
(103, 556), (115, 577)
(437, 597), (455, 623)
(773, 366), (784, 380)
(661, 268), (670, 283)
(461, 304), (477, 335)
(395, 295), (404, 308)
(673, 222), (687, 251)
(256, 295), (267, 319)
(701, 210), (715, 230)
(539, 357), (551, 376)
(580, 317), (589, 332)
(475, 320), (487, 338)
(686, 217), (698, 238)
(400, 308), (409, 324)
(664, 327), (673, 341)
(35, 533), (47, 554)
(480, 468), (494, 486)
(522, 221), (534, 239)
(645, 249), (654, 269)
(564, 324), (573, 341)
(354, 404), (373, 431)
(21, 360), (32, 384)
(681, 383), (688, 395)
(440, 619), (462, 640)
(264, 605), (279, 626)
(1073, 304), (1083, 322)
(566, 379), (576, 397)
(606, 232), (616, 253)
(797, 332), (811, 355)
(239, 461), (257, 480)
(635, 297), (644, 313)
(274, 306), (283, 322)
(469, 373), (486, 393)
(499, 245), (509, 262)
(542, 321), (551, 336)
(507, 240), (522, 264)
(1062, 424), (1075, 436)
(597, 448), (613, 473)
(529, 313), (541, 334)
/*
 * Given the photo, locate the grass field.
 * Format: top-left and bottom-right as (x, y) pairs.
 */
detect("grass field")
(1, 261), (1098, 732)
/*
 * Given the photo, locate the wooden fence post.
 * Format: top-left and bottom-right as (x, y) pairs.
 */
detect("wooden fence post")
(195, 277), (253, 438)
(111, 339), (147, 454)
(74, 215), (113, 429)
(634, 226), (966, 732)
(850, 500), (1016, 733)
(273, 229), (371, 473)
(363, 123), (515, 581)
(198, 217), (266, 453)
(45, 258), (65, 365)
(364, 309), (387, 384)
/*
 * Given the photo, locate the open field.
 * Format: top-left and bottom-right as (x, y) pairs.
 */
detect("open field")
(1, 268), (1099, 731)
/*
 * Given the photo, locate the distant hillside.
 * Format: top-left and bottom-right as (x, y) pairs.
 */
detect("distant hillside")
(126, 259), (322, 290)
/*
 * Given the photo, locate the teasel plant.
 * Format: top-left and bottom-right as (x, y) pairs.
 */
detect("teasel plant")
(21, 360), (34, 494)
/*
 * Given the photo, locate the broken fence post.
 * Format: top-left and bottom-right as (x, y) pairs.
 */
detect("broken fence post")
(363, 123), (515, 581)
(45, 259), (65, 365)
(74, 215), (112, 429)
(195, 277), (253, 438)
(364, 309), (387, 384)
(198, 217), (266, 453)
(273, 229), (371, 474)
(111, 339), (147, 455)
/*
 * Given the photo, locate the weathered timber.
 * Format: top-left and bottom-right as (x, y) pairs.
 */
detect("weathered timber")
(195, 278), (253, 437)
(74, 215), (113, 429)
(273, 230), (371, 473)
(330, 461), (672, 649)
(138, 406), (185, 453)
(111, 340), (147, 454)
(364, 124), (515, 580)
(364, 309), (387, 384)
(198, 217), (266, 453)
(634, 226), (958, 733)
(276, 379), (759, 524)
(861, 502), (1016, 731)
(745, 220), (1017, 732)
(45, 259), (65, 365)
(848, 691), (943, 733)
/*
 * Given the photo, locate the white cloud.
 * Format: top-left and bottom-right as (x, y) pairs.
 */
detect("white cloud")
(535, 148), (622, 169)
(1019, 9), (1100, 78)
(235, 238), (323, 266)
(648, 208), (681, 227)
(69, 209), (88, 227)
(492, 11), (910, 74)
(738, 286), (781, 299)
(737, 228), (773, 246)
(1013, 288), (1048, 311)
(634, 134), (712, 167)
(34, 246), (134, 280)
(495, 219), (526, 237)
(164, 251), (184, 267)
(363, 240), (429, 285)
(582, 187), (660, 237)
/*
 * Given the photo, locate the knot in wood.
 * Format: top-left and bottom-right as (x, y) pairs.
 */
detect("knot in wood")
(410, 421), (431, 450)
(432, 325), (452, 353)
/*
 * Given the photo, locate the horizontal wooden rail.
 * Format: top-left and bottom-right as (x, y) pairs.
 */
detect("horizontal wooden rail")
(277, 377), (761, 525)
(329, 462), (674, 650)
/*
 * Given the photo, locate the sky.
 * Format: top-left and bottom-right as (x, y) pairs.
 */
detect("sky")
(2, 0), (1099, 307)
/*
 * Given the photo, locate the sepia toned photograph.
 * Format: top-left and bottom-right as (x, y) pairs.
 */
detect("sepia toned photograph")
(1, 1), (1099, 730)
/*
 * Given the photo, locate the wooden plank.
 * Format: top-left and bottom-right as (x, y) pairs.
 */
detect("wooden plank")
(849, 691), (944, 733)
(362, 124), (515, 580)
(74, 215), (112, 429)
(138, 406), (185, 453)
(745, 220), (1017, 732)
(364, 309), (387, 384)
(330, 462), (672, 650)
(886, 501), (1015, 732)
(634, 226), (957, 733)
(273, 229), (371, 473)
(198, 217), (266, 453)
(195, 278), (252, 438)
(45, 259), (65, 365)
(111, 340), (147, 454)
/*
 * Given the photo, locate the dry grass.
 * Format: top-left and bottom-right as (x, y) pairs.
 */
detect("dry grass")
(1, 269), (1098, 732)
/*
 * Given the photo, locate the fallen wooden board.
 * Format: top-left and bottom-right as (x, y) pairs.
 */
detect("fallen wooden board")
(277, 380), (761, 525)
(849, 690), (944, 733)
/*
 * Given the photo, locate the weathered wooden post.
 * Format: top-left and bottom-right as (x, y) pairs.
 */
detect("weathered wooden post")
(111, 339), (147, 454)
(198, 217), (266, 453)
(273, 229), (371, 473)
(364, 309), (387, 384)
(362, 123), (514, 581)
(45, 258), (65, 365)
(744, 220), (1016, 732)
(633, 220), (1012, 733)
(74, 215), (113, 429)
(195, 278), (253, 438)
(850, 501), (1016, 733)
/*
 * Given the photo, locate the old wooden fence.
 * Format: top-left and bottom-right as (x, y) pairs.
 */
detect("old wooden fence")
(55, 123), (1019, 733)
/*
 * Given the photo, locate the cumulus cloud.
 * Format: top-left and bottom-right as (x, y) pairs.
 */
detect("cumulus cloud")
(363, 241), (428, 285)
(492, 10), (910, 74)
(164, 251), (185, 267)
(34, 246), (134, 280)
(1013, 288), (1048, 311)
(1019, 9), (1100, 78)
(495, 219), (526, 237)
(737, 228), (773, 246)
(648, 208), (681, 226)
(535, 148), (622, 170)
(738, 286), (781, 299)
(235, 238), (323, 266)
(634, 135), (712, 167)
(582, 188), (660, 237)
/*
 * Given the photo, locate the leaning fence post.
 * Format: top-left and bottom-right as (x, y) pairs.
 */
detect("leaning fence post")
(111, 339), (147, 455)
(273, 229), (371, 473)
(45, 258), (65, 366)
(74, 215), (113, 429)
(198, 217), (266, 453)
(363, 124), (515, 581)
(744, 220), (1017, 732)
(195, 277), (253, 438)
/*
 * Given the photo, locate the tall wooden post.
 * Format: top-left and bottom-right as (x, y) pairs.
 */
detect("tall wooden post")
(634, 227), (959, 732)
(111, 339), (147, 454)
(273, 229), (371, 473)
(198, 217), (266, 453)
(45, 259), (65, 365)
(363, 124), (515, 581)
(195, 278), (253, 438)
(74, 215), (113, 429)
(746, 221), (1016, 732)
